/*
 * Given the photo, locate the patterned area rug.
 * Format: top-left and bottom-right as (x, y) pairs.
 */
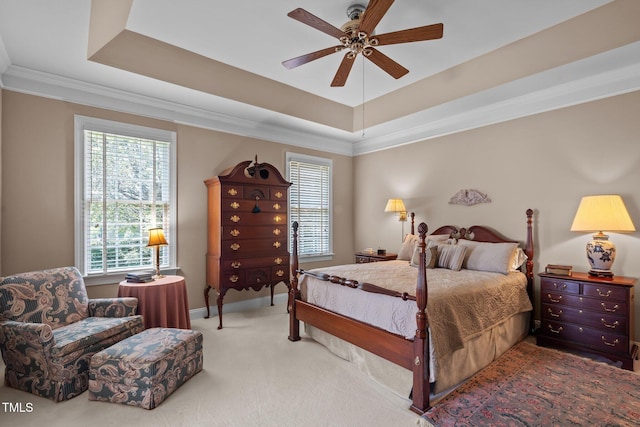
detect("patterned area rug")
(423, 341), (640, 426)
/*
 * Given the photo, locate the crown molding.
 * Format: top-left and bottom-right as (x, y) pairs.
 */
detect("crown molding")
(2, 41), (639, 157)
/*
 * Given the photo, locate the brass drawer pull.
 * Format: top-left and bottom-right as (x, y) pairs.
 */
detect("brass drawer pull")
(547, 308), (562, 318)
(230, 201), (240, 209)
(231, 261), (241, 268)
(230, 229), (240, 237)
(276, 269), (285, 277)
(548, 325), (563, 334)
(230, 243), (240, 251)
(230, 275), (239, 283)
(597, 288), (612, 297)
(230, 215), (240, 223)
(274, 191), (283, 199)
(273, 203), (281, 210)
(273, 228), (282, 236)
(601, 318), (619, 329)
(274, 215), (283, 223)
(601, 336), (619, 347)
(227, 188), (238, 196)
(273, 241), (281, 248)
(601, 303), (619, 313)
(547, 294), (563, 303)
(274, 257), (283, 265)
(552, 282), (567, 290)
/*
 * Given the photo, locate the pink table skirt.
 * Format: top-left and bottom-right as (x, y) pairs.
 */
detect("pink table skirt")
(118, 275), (191, 329)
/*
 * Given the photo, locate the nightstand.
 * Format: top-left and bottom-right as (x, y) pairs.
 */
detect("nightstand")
(537, 271), (637, 370)
(355, 252), (397, 263)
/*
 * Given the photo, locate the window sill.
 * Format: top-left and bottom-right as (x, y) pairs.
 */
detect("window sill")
(84, 267), (180, 286)
(299, 254), (335, 263)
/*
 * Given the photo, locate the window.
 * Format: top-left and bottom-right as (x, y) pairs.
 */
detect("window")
(74, 116), (176, 283)
(286, 152), (333, 261)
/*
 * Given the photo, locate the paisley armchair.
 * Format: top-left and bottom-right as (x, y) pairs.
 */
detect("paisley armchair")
(0, 266), (144, 401)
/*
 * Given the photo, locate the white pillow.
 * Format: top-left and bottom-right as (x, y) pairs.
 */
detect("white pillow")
(457, 240), (519, 274)
(510, 248), (528, 271)
(437, 244), (467, 271)
(397, 234), (418, 261)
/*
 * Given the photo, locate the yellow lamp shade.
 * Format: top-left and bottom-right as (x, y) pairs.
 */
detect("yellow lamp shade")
(570, 195), (635, 232)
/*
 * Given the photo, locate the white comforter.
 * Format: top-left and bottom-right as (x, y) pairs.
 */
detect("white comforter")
(299, 260), (532, 364)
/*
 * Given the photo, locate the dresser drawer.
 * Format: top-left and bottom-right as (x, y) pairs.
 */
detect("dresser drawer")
(541, 303), (628, 334)
(222, 199), (287, 213)
(541, 292), (628, 314)
(221, 212), (287, 226)
(220, 255), (289, 271)
(221, 238), (288, 257)
(541, 320), (629, 355)
(221, 225), (287, 241)
(582, 282), (629, 302)
(540, 277), (580, 295)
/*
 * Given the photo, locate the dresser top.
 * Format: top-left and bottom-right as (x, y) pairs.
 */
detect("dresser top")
(540, 271), (637, 287)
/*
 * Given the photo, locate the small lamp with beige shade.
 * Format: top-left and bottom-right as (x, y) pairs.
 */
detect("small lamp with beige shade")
(147, 227), (168, 279)
(385, 198), (407, 241)
(570, 195), (635, 277)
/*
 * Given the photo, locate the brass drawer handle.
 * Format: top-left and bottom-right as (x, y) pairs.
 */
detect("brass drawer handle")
(601, 336), (619, 347)
(601, 303), (619, 313)
(276, 269), (285, 277)
(230, 215), (240, 223)
(274, 215), (283, 223)
(548, 325), (563, 334)
(273, 228), (282, 236)
(274, 257), (283, 265)
(230, 243), (240, 251)
(227, 188), (238, 196)
(273, 241), (281, 248)
(230, 275), (239, 283)
(547, 294), (563, 303)
(601, 318), (619, 329)
(597, 288), (612, 297)
(230, 229), (240, 237)
(273, 203), (281, 210)
(552, 282), (567, 290)
(230, 201), (240, 209)
(547, 308), (562, 318)
(274, 191), (283, 199)
(231, 261), (241, 268)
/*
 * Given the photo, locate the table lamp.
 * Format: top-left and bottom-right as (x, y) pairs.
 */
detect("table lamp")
(570, 195), (635, 277)
(385, 198), (407, 241)
(147, 227), (168, 279)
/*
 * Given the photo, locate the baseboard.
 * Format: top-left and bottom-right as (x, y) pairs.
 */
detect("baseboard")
(189, 293), (289, 321)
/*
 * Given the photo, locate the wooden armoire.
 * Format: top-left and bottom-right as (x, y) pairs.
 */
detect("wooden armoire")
(204, 158), (291, 329)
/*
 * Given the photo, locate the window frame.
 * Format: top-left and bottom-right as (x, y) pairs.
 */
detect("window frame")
(74, 115), (177, 285)
(286, 152), (333, 262)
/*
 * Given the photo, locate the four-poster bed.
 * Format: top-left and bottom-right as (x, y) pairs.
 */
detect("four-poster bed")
(287, 209), (535, 414)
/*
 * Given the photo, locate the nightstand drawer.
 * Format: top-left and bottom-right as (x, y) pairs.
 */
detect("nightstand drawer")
(541, 320), (629, 355)
(582, 282), (628, 302)
(540, 277), (580, 295)
(541, 292), (628, 314)
(541, 303), (628, 334)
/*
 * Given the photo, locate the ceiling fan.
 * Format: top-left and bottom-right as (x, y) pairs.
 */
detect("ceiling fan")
(282, 0), (444, 87)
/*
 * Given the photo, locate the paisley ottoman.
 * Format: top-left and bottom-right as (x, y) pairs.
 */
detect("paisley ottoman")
(88, 328), (203, 409)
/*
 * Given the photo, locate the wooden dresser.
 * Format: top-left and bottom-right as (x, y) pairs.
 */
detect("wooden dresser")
(537, 271), (637, 370)
(355, 252), (397, 263)
(204, 158), (291, 329)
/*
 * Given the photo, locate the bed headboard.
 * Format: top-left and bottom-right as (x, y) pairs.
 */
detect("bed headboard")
(430, 224), (518, 244)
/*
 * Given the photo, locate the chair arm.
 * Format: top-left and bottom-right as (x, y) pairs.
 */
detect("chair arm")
(88, 298), (139, 317)
(0, 320), (55, 375)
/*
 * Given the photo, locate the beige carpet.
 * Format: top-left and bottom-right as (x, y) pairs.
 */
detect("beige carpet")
(0, 303), (428, 427)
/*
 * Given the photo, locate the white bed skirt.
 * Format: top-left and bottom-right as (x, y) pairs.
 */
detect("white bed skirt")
(304, 311), (530, 398)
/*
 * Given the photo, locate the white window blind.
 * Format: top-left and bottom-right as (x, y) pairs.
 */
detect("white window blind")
(75, 116), (176, 279)
(287, 153), (332, 259)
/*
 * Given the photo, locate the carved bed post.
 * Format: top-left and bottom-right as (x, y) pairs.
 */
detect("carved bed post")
(524, 208), (535, 333)
(411, 222), (430, 414)
(288, 221), (301, 341)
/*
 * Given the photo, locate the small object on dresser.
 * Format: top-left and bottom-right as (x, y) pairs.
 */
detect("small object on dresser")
(545, 264), (572, 276)
(125, 271), (154, 283)
(377, 248), (386, 255)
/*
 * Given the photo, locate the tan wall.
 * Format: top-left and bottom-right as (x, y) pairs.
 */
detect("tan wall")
(354, 90), (640, 339)
(0, 90), (354, 310)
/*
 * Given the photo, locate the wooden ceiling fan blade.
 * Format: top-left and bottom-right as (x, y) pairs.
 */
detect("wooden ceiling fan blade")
(358, 0), (395, 36)
(287, 8), (346, 39)
(365, 48), (408, 79)
(282, 46), (343, 69)
(331, 53), (356, 87)
(374, 23), (443, 46)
